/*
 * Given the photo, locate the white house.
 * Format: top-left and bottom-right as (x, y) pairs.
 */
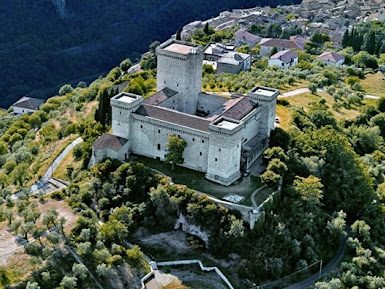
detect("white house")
(317, 52), (345, 66)
(10, 96), (45, 115)
(269, 50), (298, 68)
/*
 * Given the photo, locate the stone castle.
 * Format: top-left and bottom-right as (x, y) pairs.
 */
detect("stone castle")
(91, 39), (279, 186)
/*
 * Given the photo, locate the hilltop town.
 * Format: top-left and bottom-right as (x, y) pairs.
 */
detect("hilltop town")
(181, 0), (385, 47)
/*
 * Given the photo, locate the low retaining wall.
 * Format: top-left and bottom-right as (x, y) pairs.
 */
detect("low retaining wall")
(157, 259), (235, 289)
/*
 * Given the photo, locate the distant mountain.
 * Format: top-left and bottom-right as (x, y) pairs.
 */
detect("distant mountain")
(0, 0), (300, 108)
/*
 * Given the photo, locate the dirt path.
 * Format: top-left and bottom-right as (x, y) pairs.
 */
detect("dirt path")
(0, 199), (78, 266)
(0, 223), (21, 266)
(280, 88), (380, 99)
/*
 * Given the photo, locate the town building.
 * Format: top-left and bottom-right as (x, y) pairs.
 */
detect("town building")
(91, 40), (279, 186)
(268, 50), (298, 68)
(10, 96), (45, 115)
(203, 43), (235, 62)
(317, 51), (345, 66)
(235, 29), (261, 47)
(260, 38), (304, 56)
(217, 51), (251, 74)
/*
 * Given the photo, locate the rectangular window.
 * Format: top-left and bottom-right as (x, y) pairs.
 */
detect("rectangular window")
(219, 148), (221, 152)
(157, 144), (161, 150)
(202, 140), (204, 143)
(200, 152), (202, 156)
(215, 158), (218, 162)
(192, 138), (195, 141)
(140, 125), (143, 129)
(158, 129), (161, 133)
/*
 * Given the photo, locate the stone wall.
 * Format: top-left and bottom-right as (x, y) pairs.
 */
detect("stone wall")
(156, 40), (203, 114)
(130, 114), (210, 172)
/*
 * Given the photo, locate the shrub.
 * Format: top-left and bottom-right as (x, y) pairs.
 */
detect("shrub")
(59, 84), (74, 96)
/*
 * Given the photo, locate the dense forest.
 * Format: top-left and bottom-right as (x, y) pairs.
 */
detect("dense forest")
(0, 0), (300, 108)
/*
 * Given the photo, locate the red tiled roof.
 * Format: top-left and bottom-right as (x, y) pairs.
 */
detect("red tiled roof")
(222, 97), (258, 120)
(260, 38), (303, 50)
(134, 104), (211, 132)
(270, 49), (298, 63)
(93, 133), (128, 151)
(317, 52), (345, 63)
(144, 87), (178, 105)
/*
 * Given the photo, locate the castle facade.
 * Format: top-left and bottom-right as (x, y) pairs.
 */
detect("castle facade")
(91, 40), (279, 186)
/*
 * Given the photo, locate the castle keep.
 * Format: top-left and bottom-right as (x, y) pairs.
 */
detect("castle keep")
(91, 40), (279, 186)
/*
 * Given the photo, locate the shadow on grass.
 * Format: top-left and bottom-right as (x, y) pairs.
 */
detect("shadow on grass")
(132, 155), (262, 206)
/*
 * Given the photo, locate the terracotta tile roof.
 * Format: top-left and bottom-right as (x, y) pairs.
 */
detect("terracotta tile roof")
(93, 133), (128, 151)
(270, 49), (298, 63)
(12, 96), (45, 110)
(235, 29), (261, 43)
(163, 43), (196, 55)
(317, 52), (345, 63)
(222, 97), (258, 120)
(134, 104), (211, 132)
(144, 87), (178, 105)
(260, 38), (303, 50)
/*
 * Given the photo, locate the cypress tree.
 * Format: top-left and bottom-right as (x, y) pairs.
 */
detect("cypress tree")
(176, 27), (182, 41)
(364, 30), (376, 54)
(203, 23), (210, 35)
(342, 29), (350, 48)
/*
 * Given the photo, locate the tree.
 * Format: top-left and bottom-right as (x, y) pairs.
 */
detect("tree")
(119, 58), (132, 72)
(99, 219), (128, 244)
(363, 30), (376, 55)
(58, 84), (73, 96)
(270, 46), (278, 56)
(309, 83), (318, 95)
(261, 169), (281, 188)
(43, 208), (59, 228)
(327, 210), (347, 240)
(352, 51), (378, 69)
(96, 263), (112, 278)
(26, 281), (40, 289)
(60, 276), (77, 289)
(378, 97), (385, 113)
(165, 135), (187, 170)
(126, 245), (146, 269)
(149, 185), (178, 228)
(0, 141), (7, 155)
(28, 114), (42, 129)
(293, 175), (323, 207)
(72, 263), (88, 280)
(176, 27), (182, 41)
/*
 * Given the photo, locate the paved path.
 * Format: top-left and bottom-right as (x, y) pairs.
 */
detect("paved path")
(250, 185), (267, 208)
(282, 235), (348, 289)
(280, 88), (380, 99)
(41, 137), (83, 181)
(11, 137), (82, 200)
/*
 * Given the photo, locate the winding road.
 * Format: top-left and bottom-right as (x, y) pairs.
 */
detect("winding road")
(280, 88), (380, 99)
(11, 137), (82, 200)
(283, 235), (348, 289)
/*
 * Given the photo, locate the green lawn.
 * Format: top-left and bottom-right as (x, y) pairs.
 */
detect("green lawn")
(133, 155), (261, 206)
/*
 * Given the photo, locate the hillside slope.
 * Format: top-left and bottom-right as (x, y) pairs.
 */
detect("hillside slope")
(0, 0), (299, 108)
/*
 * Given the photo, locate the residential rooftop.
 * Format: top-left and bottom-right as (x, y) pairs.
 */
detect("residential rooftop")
(11, 96), (45, 110)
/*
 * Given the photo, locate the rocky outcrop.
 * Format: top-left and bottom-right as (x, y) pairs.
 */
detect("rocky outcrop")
(174, 214), (209, 247)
